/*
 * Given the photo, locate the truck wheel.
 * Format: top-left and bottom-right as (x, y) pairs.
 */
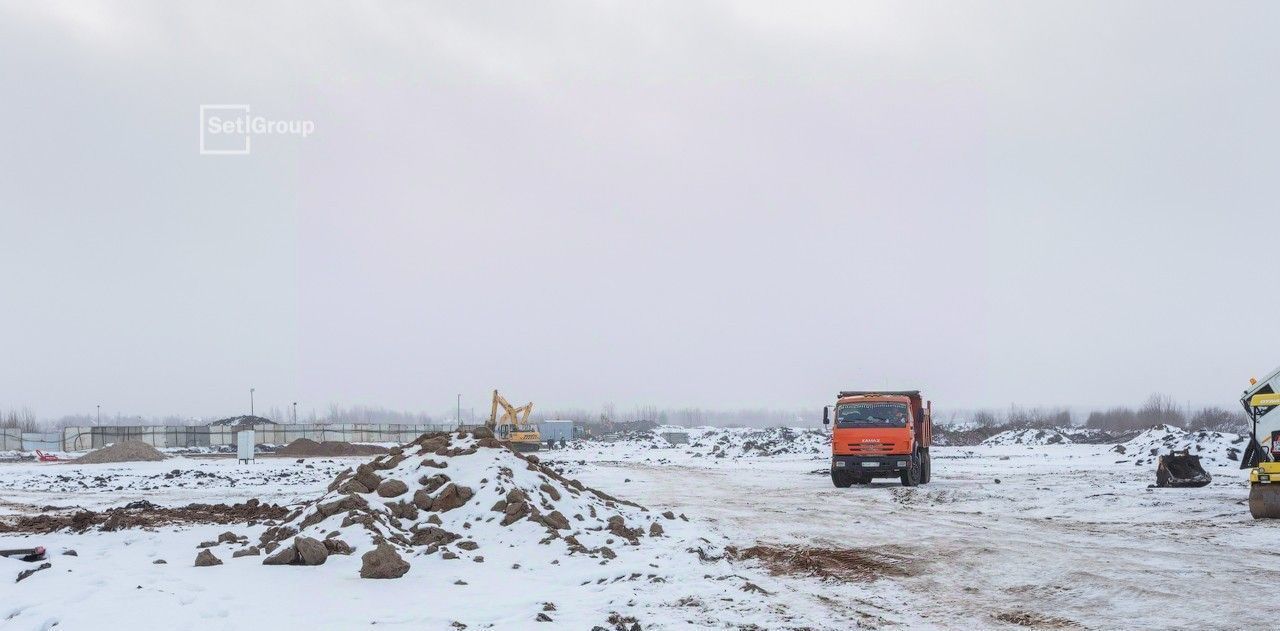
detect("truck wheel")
(921, 451), (931, 484)
(831, 469), (853, 488)
(900, 451), (921, 487)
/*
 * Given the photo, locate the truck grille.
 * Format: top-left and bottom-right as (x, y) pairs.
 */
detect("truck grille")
(846, 443), (896, 453)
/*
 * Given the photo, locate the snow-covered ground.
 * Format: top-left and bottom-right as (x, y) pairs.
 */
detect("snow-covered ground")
(0, 429), (1273, 630)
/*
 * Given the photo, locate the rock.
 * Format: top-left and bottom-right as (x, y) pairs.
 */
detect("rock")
(501, 501), (530, 526)
(413, 488), (435, 511)
(607, 516), (642, 540)
(294, 537), (329, 566)
(490, 499), (508, 512)
(442, 551), (458, 560)
(456, 540), (479, 551)
(262, 544), (298, 565)
(648, 522), (664, 537)
(544, 510), (570, 530)
(536, 613), (553, 622)
(354, 464), (384, 492)
(542, 602), (556, 611)
(194, 550), (222, 567)
(377, 479), (409, 498)
(360, 544), (410, 579)
(324, 538), (354, 555)
(539, 483), (561, 501)
(337, 479), (371, 494)
(232, 546), (261, 558)
(661, 511), (675, 520)
(15, 562), (51, 582)
(153, 559), (167, 564)
(62, 549), (78, 556)
(473, 556), (484, 563)
(217, 531), (240, 544)
(431, 484), (474, 512)
(598, 546), (616, 559)
(410, 526), (460, 547)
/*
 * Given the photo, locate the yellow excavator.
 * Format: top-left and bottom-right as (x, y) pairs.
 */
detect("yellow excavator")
(1242, 366), (1280, 518)
(487, 389), (541, 452)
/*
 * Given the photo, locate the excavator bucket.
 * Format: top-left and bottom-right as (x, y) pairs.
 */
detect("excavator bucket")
(1155, 450), (1211, 488)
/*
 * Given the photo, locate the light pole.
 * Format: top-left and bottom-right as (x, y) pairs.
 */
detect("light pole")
(250, 388), (255, 416)
(96, 405), (100, 427)
(457, 394), (462, 428)
(292, 402), (298, 424)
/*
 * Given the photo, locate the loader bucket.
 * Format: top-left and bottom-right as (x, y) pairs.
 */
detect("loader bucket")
(1155, 450), (1211, 488)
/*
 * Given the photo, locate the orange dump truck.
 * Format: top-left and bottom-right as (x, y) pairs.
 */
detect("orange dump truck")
(822, 390), (932, 487)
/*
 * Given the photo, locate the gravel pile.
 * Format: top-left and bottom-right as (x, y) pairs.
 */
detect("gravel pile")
(74, 441), (167, 464)
(237, 429), (666, 578)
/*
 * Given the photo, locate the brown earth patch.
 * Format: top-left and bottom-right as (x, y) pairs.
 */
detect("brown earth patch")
(74, 441), (167, 464)
(277, 438), (390, 457)
(0, 499), (289, 534)
(993, 611), (1080, 628)
(726, 544), (917, 581)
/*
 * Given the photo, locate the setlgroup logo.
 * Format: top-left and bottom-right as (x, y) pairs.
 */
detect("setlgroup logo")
(199, 105), (315, 155)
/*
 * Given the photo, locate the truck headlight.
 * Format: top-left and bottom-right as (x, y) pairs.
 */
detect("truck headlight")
(835, 461), (846, 467)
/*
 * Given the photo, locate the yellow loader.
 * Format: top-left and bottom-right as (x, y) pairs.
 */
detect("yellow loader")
(1241, 367), (1280, 518)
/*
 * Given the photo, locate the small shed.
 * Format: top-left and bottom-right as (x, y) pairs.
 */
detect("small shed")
(660, 431), (689, 445)
(538, 420), (575, 443)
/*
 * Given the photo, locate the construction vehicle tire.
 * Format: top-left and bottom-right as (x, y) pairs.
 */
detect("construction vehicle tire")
(900, 451), (921, 487)
(831, 469), (853, 488)
(1249, 483), (1280, 519)
(921, 451), (931, 484)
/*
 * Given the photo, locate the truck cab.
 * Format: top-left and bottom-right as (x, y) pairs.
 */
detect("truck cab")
(823, 390), (932, 487)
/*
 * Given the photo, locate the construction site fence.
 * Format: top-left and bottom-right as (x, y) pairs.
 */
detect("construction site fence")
(4, 424), (459, 453)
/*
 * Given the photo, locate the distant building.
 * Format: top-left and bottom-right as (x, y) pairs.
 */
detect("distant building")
(660, 431), (689, 445)
(538, 420), (575, 443)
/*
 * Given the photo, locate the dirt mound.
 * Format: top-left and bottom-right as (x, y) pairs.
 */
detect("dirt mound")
(246, 430), (662, 576)
(276, 438), (389, 457)
(726, 544), (916, 581)
(74, 441), (167, 464)
(1121, 425), (1247, 467)
(676, 427), (826, 458)
(0, 499), (288, 534)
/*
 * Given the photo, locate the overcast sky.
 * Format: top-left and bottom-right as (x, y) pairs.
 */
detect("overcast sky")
(2, 1), (1278, 419)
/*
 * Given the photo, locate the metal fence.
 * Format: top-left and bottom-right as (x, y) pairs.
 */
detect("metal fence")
(0, 424), (456, 453)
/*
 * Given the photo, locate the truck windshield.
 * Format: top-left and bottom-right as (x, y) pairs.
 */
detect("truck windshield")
(836, 402), (908, 428)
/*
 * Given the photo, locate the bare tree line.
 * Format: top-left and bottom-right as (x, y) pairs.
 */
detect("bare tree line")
(3, 394), (1249, 434)
(944, 394), (1246, 434)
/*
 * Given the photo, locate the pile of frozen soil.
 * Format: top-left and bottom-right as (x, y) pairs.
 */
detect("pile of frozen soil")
(74, 441), (167, 464)
(276, 438), (389, 457)
(1116, 425), (1248, 467)
(212, 429), (674, 578)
